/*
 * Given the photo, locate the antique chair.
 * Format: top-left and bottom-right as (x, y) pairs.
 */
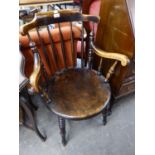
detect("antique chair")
(20, 10), (129, 146)
(19, 48), (46, 141)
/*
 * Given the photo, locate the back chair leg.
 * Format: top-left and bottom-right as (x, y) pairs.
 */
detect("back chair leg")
(102, 108), (107, 125)
(58, 117), (66, 146)
(106, 101), (112, 116)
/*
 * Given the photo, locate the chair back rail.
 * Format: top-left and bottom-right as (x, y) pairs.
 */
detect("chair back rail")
(20, 10), (130, 95)
(20, 10), (100, 87)
(20, 10), (100, 35)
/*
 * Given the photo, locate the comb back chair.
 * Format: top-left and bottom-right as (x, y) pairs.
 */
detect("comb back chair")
(20, 10), (129, 146)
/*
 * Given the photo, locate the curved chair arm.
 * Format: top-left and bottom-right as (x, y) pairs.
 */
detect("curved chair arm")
(29, 52), (41, 93)
(91, 43), (130, 66)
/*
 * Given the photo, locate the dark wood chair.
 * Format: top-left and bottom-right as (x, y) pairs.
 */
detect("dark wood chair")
(19, 10), (130, 146)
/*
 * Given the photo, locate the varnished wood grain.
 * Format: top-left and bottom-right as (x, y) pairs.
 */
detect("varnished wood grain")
(105, 60), (118, 82)
(91, 42), (130, 66)
(93, 0), (135, 98)
(48, 68), (111, 119)
(29, 52), (41, 93)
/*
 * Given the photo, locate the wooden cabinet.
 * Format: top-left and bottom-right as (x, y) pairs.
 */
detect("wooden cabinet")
(93, 0), (135, 99)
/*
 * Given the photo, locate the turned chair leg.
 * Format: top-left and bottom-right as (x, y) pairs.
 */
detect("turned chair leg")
(102, 108), (107, 125)
(107, 97), (115, 116)
(58, 117), (67, 146)
(106, 101), (112, 116)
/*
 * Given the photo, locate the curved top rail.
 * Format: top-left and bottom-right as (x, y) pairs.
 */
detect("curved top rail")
(20, 9), (100, 35)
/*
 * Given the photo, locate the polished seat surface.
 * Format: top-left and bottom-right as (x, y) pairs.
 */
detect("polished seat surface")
(48, 68), (111, 119)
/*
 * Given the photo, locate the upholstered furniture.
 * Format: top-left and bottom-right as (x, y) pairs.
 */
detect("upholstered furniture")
(20, 23), (81, 79)
(76, 0), (101, 60)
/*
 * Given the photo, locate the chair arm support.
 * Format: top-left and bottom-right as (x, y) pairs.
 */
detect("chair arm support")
(91, 43), (130, 66)
(29, 53), (41, 93)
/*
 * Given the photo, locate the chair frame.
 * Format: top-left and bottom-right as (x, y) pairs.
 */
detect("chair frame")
(20, 10), (129, 146)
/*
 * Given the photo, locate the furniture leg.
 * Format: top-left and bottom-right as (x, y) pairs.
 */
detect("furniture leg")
(106, 101), (112, 116)
(102, 108), (107, 125)
(27, 92), (38, 111)
(58, 117), (66, 146)
(20, 96), (47, 141)
(107, 97), (115, 116)
(24, 87), (38, 111)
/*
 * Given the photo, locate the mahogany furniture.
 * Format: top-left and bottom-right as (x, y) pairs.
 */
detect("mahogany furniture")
(19, 10), (129, 145)
(94, 0), (135, 99)
(82, 0), (135, 99)
(19, 50), (46, 141)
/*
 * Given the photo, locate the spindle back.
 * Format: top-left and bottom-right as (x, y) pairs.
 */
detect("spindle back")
(20, 10), (100, 86)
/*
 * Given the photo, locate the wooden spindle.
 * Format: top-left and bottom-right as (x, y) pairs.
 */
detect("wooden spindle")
(81, 21), (84, 68)
(70, 22), (75, 66)
(58, 23), (67, 69)
(97, 58), (103, 75)
(88, 31), (94, 69)
(36, 27), (53, 73)
(46, 25), (60, 70)
(27, 32), (49, 86)
(104, 60), (118, 82)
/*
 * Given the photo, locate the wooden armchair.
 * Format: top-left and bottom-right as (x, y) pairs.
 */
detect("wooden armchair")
(19, 10), (129, 146)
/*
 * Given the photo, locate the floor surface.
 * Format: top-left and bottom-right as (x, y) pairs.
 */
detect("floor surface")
(19, 93), (135, 155)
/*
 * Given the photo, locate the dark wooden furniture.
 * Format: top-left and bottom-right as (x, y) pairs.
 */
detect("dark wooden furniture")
(82, 0), (135, 99)
(19, 50), (46, 141)
(94, 0), (135, 99)
(19, 10), (129, 146)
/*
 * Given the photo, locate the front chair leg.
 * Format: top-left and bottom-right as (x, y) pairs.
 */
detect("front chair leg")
(107, 97), (115, 116)
(102, 108), (107, 125)
(58, 117), (67, 146)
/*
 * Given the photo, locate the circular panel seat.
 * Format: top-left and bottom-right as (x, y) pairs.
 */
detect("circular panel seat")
(48, 68), (111, 119)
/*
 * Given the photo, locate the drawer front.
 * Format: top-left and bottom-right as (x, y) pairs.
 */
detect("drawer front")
(113, 79), (135, 99)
